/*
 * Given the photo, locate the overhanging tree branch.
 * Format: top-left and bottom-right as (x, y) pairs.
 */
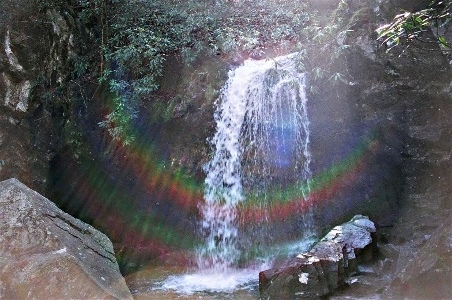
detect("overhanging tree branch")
(377, 0), (452, 52)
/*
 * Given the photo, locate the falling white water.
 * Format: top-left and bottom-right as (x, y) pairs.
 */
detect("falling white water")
(155, 53), (312, 295)
(198, 52), (312, 272)
(241, 54), (311, 198)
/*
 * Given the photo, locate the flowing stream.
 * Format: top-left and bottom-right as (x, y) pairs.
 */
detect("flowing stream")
(152, 53), (312, 296)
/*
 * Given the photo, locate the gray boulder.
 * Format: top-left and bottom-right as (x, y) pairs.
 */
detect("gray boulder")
(0, 178), (133, 299)
(259, 215), (376, 299)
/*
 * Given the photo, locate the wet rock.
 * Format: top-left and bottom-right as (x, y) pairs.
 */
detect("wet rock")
(259, 215), (376, 299)
(0, 114), (52, 194)
(1, 28), (31, 113)
(0, 178), (133, 299)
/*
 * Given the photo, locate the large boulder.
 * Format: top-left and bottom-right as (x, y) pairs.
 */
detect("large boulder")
(0, 178), (133, 299)
(259, 215), (377, 299)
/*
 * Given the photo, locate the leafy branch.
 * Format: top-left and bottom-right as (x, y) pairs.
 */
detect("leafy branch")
(298, 0), (355, 93)
(377, 0), (452, 52)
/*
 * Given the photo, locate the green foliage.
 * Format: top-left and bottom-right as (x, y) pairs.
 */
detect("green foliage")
(98, 1), (216, 142)
(93, 0), (313, 144)
(377, 0), (452, 52)
(211, 2), (310, 56)
(296, 0), (354, 92)
(3, 0), (366, 147)
(34, 0), (351, 144)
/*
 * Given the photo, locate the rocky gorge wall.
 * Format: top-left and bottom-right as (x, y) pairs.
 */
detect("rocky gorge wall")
(0, 1), (451, 297)
(308, 0), (452, 298)
(252, 2), (452, 297)
(0, 0), (75, 195)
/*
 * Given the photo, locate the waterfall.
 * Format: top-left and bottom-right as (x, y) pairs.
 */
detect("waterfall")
(197, 53), (311, 271)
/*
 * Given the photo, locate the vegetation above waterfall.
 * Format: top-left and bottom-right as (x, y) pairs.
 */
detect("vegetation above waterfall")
(17, 0), (358, 145)
(0, 0), (365, 146)
(63, 0), (315, 144)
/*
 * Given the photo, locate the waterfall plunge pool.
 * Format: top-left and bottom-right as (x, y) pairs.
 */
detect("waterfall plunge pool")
(126, 238), (316, 299)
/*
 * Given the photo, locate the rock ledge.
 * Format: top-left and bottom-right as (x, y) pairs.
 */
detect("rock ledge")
(259, 215), (376, 299)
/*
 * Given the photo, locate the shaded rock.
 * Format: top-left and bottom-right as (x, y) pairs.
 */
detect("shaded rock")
(388, 220), (452, 299)
(0, 1), (76, 194)
(0, 178), (133, 299)
(259, 215), (376, 299)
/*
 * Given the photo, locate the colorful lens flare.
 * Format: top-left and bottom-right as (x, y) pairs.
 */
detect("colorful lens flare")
(52, 93), (378, 268)
(239, 131), (378, 223)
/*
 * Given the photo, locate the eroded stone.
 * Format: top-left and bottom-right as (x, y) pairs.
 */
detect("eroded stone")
(259, 215), (377, 299)
(0, 178), (133, 299)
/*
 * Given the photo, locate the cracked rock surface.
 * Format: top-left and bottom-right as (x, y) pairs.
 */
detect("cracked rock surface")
(259, 215), (377, 299)
(0, 178), (133, 299)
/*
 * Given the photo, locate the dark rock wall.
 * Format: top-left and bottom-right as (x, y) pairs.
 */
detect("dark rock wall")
(315, 0), (452, 298)
(0, 0), (74, 194)
(307, 0), (451, 227)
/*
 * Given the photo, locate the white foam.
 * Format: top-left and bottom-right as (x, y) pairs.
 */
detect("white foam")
(153, 237), (316, 296)
(155, 267), (263, 294)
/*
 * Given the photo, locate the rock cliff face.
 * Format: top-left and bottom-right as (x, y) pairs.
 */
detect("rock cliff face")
(253, 0), (452, 298)
(0, 1), (75, 195)
(310, 0), (452, 298)
(0, 178), (132, 299)
(306, 0), (451, 228)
